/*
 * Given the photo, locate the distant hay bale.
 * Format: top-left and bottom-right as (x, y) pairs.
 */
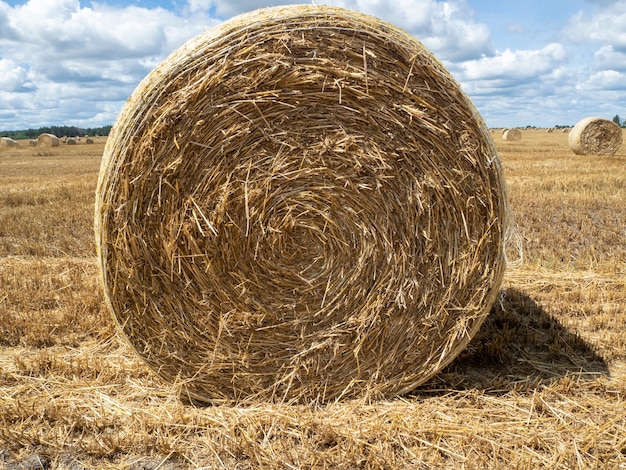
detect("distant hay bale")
(562, 128), (570, 133)
(0, 137), (18, 147)
(502, 129), (522, 141)
(37, 133), (60, 148)
(95, 5), (510, 404)
(66, 138), (77, 145)
(568, 117), (623, 156)
(546, 128), (553, 133)
(86, 138), (94, 144)
(29, 140), (37, 147)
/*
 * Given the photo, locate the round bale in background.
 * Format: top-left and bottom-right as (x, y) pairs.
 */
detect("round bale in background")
(0, 137), (18, 147)
(502, 128), (522, 141)
(37, 133), (60, 148)
(568, 117), (623, 156)
(95, 5), (510, 403)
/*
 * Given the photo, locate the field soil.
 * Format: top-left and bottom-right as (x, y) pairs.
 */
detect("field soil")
(1, 130), (625, 468)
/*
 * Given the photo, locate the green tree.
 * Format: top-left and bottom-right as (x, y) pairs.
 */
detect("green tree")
(612, 114), (621, 126)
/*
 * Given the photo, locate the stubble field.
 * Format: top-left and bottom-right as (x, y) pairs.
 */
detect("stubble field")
(0, 130), (625, 469)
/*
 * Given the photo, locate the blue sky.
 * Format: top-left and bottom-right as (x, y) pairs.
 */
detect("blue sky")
(1, 0), (625, 130)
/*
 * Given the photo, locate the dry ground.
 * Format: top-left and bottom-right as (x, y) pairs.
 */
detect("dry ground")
(0, 130), (625, 469)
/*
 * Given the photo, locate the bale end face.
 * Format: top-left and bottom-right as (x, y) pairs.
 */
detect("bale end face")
(95, 5), (510, 404)
(502, 129), (522, 141)
(37, 133), (60, 148)
(568, 117), (623, 156)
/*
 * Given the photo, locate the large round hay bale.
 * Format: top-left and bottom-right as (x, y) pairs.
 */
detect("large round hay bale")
(95, 5), (509, 403)
(66, 138), (77, 145)
(0, 137), (18, 147)
(502, 128), (522, 141)
(37, 133), (60, 148)
(568, 117), (622, 155)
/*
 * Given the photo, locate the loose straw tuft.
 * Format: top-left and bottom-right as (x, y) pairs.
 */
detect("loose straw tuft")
(95, 5), (510, 404)
(568, 117), (622, 156)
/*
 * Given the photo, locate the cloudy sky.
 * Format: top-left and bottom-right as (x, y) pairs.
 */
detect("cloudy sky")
(1, 0), (625, 130)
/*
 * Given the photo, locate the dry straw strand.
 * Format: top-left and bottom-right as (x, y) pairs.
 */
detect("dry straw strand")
(95, 5), (510, 404)
(568, 116), (623, 156)
(37, 133), (60, 148)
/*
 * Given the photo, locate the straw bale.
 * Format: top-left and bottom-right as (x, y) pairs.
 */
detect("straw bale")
(95, 5), (510, 404)
(86, 138), (94, 144)
(66, 138), (77, 145)
(29, 139), (37, 146)
(568, 117), (623, 156)
(502, 129), (522, 141)
(37, 133), (60, 148)
(0, 137), (18, 147)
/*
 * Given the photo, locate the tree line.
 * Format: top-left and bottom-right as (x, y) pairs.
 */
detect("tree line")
(0, 125), (112, 140)
(612, 115), (626, 127)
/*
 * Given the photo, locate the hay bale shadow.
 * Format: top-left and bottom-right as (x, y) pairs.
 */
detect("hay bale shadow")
(415, 288), (609, 394)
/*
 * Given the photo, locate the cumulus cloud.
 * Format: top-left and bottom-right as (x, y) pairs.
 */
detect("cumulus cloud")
(455, 43), (567, 91)
(0, 58), (34, 92)
(593, 45), (626, 72)
(0, 0), (220, 129)
(578, 70), (626, 91)
(564, 2), (626, 52)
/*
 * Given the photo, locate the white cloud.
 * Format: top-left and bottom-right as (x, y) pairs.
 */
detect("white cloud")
(564, 3), (626, 52)
(455, 43), (567, 90)
(577, 70), (626, 91)
(0, 0), (220, 130)
(0, 58), (34, 92)
(593, 45), (626, 72)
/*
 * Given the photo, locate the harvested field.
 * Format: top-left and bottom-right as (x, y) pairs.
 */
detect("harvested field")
(1, 130), (625, 468)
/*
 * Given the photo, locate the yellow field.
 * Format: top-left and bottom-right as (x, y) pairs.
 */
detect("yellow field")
(1, 130), (625, 468)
